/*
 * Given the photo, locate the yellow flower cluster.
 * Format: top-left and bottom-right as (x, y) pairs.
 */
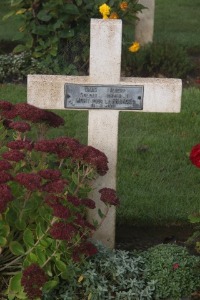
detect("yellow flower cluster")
(99, 3), (111, 19)
(128, 41), (140, 53)
(99, 3), (140, 54)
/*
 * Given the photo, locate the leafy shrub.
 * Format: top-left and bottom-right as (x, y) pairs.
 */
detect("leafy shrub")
(0, 100), (119, 299)
(4, 0), (144, 64)
(124, 42), (193, 79)
(142, 244), (200, 299)
(43, 242), (156, 300)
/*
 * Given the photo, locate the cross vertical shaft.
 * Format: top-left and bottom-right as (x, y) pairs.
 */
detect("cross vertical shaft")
(87, 19), (122, 248)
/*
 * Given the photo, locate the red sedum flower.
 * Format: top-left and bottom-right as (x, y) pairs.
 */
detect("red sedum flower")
(50, 222), (76, 241)
(72, 241), (98, 262)
(0, 160), (12, 170)
(15, 173), (42, 191)
(9, 121), (31, 133)
(2, 150), (25, 162)
(7, 140), (33, 151)
(21, 264), (47, 299)
(38, 169), (61, 181)
(99, 188), (119, 206)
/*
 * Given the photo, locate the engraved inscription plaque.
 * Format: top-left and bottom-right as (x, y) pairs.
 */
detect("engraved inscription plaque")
(64, 84), (143, 110)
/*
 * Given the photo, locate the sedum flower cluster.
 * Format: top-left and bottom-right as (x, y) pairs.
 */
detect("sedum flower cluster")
(0, 100), (119, 299)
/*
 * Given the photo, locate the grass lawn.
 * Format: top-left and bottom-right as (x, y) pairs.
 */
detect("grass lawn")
(154, 0), (200, 48)
(1, 84), (200, 226)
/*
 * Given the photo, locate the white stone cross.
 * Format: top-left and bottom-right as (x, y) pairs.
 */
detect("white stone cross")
(27, 19), (182, 248)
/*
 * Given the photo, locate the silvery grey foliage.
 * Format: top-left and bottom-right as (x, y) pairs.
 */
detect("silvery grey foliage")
(43, 242), (155, 300)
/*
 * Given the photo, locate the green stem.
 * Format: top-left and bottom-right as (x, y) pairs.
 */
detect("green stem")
(41, 240), (61, 268)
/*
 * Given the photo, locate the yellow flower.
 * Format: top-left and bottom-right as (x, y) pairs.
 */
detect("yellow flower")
(99, 3), (111, 19)
(128, 41), (140, 53)
(120, 1), (128, 11)
(109, 12), (119, 19)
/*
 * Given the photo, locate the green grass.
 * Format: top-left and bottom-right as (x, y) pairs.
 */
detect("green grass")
(1, 84), (200, 225)
(154, 0), (200, 48)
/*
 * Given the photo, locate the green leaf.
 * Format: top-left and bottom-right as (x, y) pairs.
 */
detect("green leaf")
(28, 252), (38, 263)
(0, 224), (10, 237)
(36, 247), (46, 265)
(9, 272), (22, 292)
(72, 172), (79, 185)
(75, 0), (82, 6)
(55, 260), (67, 272)
(2, 11), (15, 21)
(37, 10), (52, 22)
(23, 228), (34, 247)
(64, 4), (79, 14)
(0, 236), (7, 247)
(36, 223), (44, 239)
(43, 280), (59, 292)
(59, 29), (75, 38)
(9, 241), (25, 256)
(98, 209), (105, 219)
(15, 218), (26, 230)
(13, 44), (28, 53)
(189, 214), (200, 224)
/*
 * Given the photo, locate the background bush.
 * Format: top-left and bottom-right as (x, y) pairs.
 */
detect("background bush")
(124, 42), (193, 79)
(142, 244), (200, 299)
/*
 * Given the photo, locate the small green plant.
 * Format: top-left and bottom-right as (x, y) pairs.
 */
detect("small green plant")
(0, 100), (119, 299)
(124, 42), (193, 78)
(142, 244), (200, 299)
(0, 52), (79, 83)
(43, 242), (156, 300)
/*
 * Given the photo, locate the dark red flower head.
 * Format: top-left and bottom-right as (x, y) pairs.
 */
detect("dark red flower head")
(0, 170), (13, 183)
(0, 183), (13, 213)
(0, 160), (12, 170)
(7, 140), (33, 151)
(99, 188), (119, 206)
(67, 195), (81, 207)
(72, 241), (98, 262)
(81, 198), (96, 209)
(34, 140), (58, 153)
(0, 100), (14, 111)
(2, 150), (25, 162)
(41, 110), (65, 128)
(21, 264), (47, 299)
(73, 145), (109, 175)
(51, 203), (71, 219)
(9, 121), (31, 133)
(38, 169), (61, 181)
(41, 179), (68, 193)
(15, 103), (46, 123)
(190, 144), (200, 168)
(15, 173), (42, 191)
(50, 222), (76, 241)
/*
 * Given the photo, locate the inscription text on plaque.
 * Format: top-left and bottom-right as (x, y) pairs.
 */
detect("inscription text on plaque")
(64, 84), (143, 110)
